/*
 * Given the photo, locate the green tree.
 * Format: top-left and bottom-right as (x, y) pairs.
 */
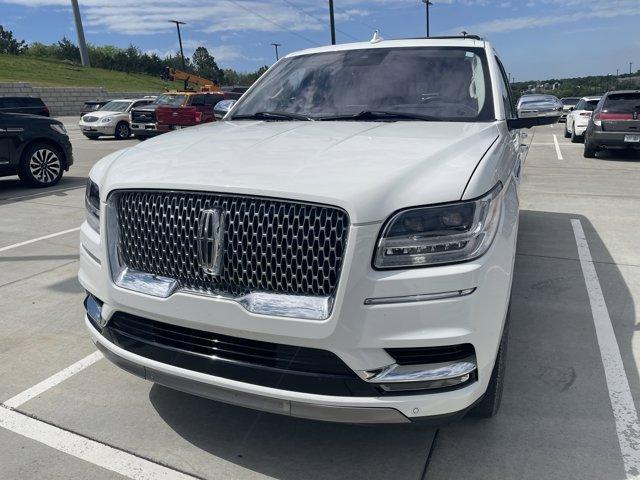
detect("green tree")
(192, 46), (223, 84)
(55, 36), (80, 62)
(0, 25), (27, 54)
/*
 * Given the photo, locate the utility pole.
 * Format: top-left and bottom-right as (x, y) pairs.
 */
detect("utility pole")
(169, 20), (187, 89)
(271, 43), (282, 61)
(422, 0), (433, 37)
(631, 62), (634, 75)
(70, 0), (90, 67)
(617, 68), (619, 78)
(329, 0), (336, 45)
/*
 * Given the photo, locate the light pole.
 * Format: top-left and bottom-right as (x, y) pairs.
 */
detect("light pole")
(168, 20), (187, 89)
(271, 43), (282, 61)
(70, 0), (90, 67)
(631, 62), (634, 75)
(421, 0), (433, 37)
(329, 0), (336, 45)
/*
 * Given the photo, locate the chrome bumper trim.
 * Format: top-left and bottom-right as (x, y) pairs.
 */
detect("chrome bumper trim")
(364, 288), (475, 305)
(91, 325), (410, 424)
(359, 359), (476, 385)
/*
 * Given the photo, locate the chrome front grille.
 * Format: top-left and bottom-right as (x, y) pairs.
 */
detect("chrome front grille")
(111, 190), (349, 298)
(83, 116), (98, 123)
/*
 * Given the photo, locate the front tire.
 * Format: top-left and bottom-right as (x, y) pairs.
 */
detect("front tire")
(469, 307), (510, 418)
(564, 122), (570, 138)
(114, 122), (130, 140)
(18, 143), (64, 187)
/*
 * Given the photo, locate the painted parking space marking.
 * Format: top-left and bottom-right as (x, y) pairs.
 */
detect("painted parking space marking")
(0, 227), (80, 254)
(0, 350), (202, 479)
(572, 219), (640, 479)
(0, 407), (201, 480)
(0, 185), (84, 203)
(553, 134), (564, 160)
(4, 351), (103, 409)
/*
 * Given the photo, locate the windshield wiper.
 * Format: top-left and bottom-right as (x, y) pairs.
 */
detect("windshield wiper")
(230, 111), (314, 121)
(317, 110), (442, 121)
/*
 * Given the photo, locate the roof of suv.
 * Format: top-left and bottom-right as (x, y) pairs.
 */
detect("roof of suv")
(287, 37), (486, 58)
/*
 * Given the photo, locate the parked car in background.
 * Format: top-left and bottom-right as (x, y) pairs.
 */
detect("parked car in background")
(82, 36), (560, 425)
(0, 112), (73, 187)
(80, 100), (111, 118)
(0, 97), (50, 117)
(564, 96), (600, 142)
(155, 91), (237, 132)
(560, 97), (581, 122)
(79, 98), (155, 140)
(584, 90), (640, 158)
(130, 92), (187, 140)
(517, 94), (563, 118)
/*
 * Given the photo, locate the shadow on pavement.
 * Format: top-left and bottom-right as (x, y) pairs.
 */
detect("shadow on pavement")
(149, 384), (435, 480)
(0, 175), (86, 204)
(425, 210), (634, 479)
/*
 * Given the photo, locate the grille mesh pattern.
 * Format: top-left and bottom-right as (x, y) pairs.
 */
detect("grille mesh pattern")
(113, 191), (349, 297)
(131, 110), (156, 123)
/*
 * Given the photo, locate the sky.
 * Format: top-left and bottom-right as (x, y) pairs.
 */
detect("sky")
(1, 0), (639, 81)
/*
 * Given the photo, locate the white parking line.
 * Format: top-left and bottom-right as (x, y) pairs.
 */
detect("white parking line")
(553, 135), (564, 160)
(0, 227), (80, 254)
(0, 407), (200, 479)
(572, 219), (640, 479)
(4, 351), (103, 408)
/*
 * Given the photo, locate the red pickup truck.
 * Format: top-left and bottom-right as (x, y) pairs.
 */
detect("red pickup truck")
(155, 91), (241, 132)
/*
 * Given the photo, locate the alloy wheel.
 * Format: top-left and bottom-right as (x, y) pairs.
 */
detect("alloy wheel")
(29, 148), (61, 184)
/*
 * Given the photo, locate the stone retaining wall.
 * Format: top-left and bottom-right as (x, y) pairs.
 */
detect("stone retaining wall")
(0, 82), (157, 116)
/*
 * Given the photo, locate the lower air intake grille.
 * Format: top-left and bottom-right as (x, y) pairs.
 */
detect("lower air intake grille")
(386, 344), (476, 366)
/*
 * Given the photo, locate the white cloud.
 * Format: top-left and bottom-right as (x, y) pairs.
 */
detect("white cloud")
(453, 0), (640, 34)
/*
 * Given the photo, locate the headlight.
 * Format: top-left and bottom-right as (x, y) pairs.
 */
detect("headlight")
(100, 117), (113, 124)
(85, 179), (100, 233)
(50, 124), (67, 135)
(374, 183), (503, 269)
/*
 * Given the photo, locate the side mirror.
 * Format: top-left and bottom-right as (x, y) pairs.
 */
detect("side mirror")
(214, 99), (237, 119)
(569, 107), (575, 111)
(508, 115), (560, 130)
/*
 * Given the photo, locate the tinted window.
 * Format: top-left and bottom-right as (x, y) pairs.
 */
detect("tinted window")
(561, 97), (580, 105)
(0, 98), (22, 108)
(204, 94), (224, 105)
(22, 97), (44, 107)
(99, 101), (132, 112)
(233, 47), (494, 121)
(583, 100), (599, 111)
(190, 95), (205, 106)
(495, 56), (515, 119)
(604, 93), (640, 113)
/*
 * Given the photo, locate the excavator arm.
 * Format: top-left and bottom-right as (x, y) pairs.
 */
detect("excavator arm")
(162, 67), (220, 92)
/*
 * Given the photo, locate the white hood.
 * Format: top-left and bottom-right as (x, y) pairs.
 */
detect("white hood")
(83, 110), (126, 120)
(96, 120), (499, 224)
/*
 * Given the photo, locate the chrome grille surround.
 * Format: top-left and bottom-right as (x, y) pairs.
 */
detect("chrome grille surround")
(83, 116), (99, 123)
(106, 190), (349, 320)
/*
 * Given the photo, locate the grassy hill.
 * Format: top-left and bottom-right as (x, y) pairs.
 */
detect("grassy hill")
(0, 54), (181, 91)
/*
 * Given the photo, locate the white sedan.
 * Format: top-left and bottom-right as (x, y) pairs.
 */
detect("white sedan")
(564, 96), (601, 143)
(79, 98), (154, 140)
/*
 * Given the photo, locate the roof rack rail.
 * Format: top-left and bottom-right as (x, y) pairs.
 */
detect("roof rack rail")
(400, 35), (483, 41)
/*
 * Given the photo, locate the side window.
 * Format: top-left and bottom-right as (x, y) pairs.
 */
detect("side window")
(574, 100), (585, 110)
(495, 57), (515, 119)
(191, 95), (205, 106)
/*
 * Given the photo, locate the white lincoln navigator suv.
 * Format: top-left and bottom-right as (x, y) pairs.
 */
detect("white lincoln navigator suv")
(80, 36), (558, 424)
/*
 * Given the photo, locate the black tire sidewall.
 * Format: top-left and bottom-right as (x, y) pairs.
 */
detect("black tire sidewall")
(19, 143), (64, 187)
(115, 122), (130, 140)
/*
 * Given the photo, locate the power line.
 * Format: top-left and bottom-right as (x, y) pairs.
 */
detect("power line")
(278, 0), (360, 42)
(224, 0), (321, 46)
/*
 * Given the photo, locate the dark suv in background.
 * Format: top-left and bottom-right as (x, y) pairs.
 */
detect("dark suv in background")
(584, 90), (640, 158)
(0, 112), (73, 187)
(0, 97), (50, 117)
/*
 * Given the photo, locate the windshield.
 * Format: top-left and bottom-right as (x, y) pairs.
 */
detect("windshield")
(561, 97), (580, 105)
(231, 47), (494, 122)
(153, 94), (187, 106)
(99, 101), (132, 112)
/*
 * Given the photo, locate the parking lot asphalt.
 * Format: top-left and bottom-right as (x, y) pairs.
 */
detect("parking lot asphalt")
(1, 118), (639, 479)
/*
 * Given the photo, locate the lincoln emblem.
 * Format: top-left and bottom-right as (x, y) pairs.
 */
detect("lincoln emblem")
(197, 209), (224, 276)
